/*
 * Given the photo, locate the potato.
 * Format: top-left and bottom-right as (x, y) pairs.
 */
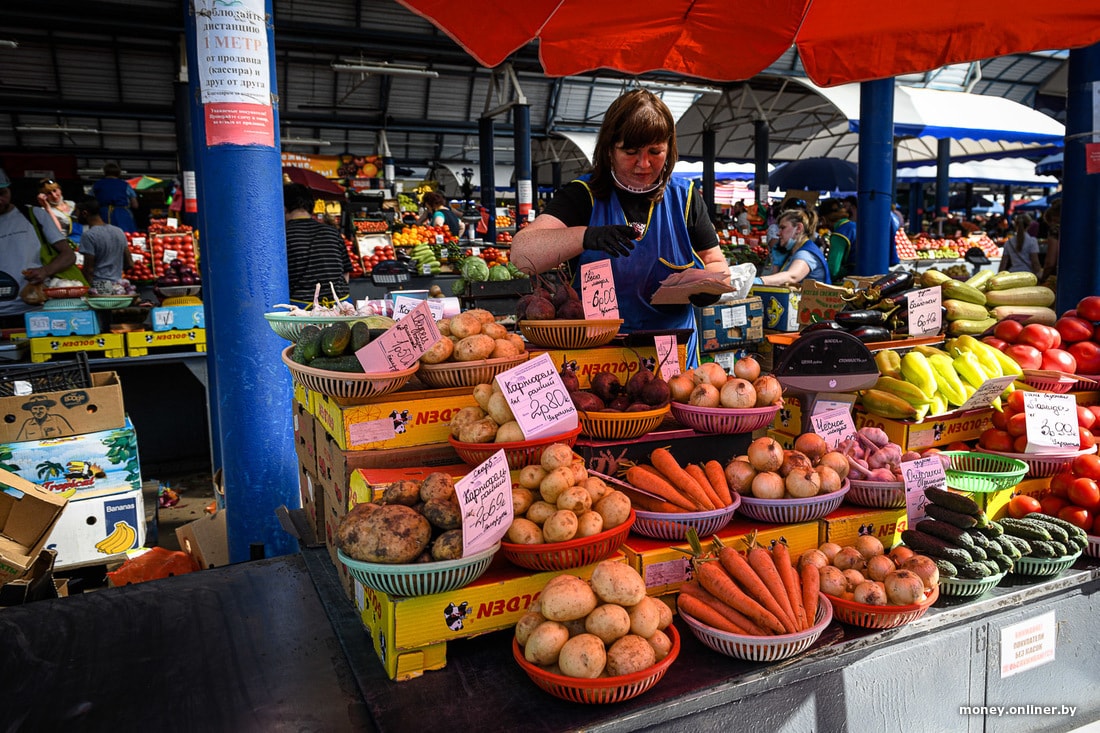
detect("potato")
(449, 312), (483, 339)
(482, 322), (508, 340)
(506, 333), (527, 353)
(562, 617), (587, 637)
(334, 502), (380, 550)
(558, 634), (607, 679)
(468, 308), (496, 325)
(472, 383), (495, 411)
(422, 498), (462, 530)
(419, 336), (454, 364)
(458, 417), (498, 444)
(419, 472), (456, 503)
(382, 480), (420, 507)
(654, 598), (673, 631)
(647, 629), (672, 661)
(575, 511), (604, 538)
(495, 420), (525, 443)
(605, 634), (656, 677)
(556, 485), (592, 515)
(486, 391), (515, 425)
(431, 529), (464, 560)
(336, 504), (430, 564)
(627, 597), (662, 638)
(594, 490), (632, 528)
(455, 334), (495, 362)
(569, 459), (588, 485)
(585, 603), (631, 644)
(436, 318), (452, 336)
(524, 621), (570, 666)
(543, 510), (579, 542)
(512, 487), (535, 517)
(506, 517), (543, 544)
(538, 466), (575, 503)
(583, 477), (610, 503)
(525, 500), (557, 525)
(491, 338), (520, 359)
(538, 575), (598, 621)
(518, 464), (547, 490)
(541, 443), (575, 471)
(449, 406), (486, 438)
(590, 560), (646, 606)
(515, 610), (546, 647)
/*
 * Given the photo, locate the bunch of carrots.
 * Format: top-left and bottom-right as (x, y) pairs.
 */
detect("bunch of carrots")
(678, 533), (822, 637)
(620, 448), (734, 513)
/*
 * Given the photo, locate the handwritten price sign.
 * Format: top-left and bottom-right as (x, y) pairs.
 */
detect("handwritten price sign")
(455, 449), (513, 556)
(907, 286), (942, 337)
(902, 455), (946, 523)
(654, 335), (680, 380)
(356, 299), (442, 372)
(1023, 391), (1079, 452)
(809, 406), (856, 449)
(958, 374), (1018, 412)
(580, 260), (619, 320)
(496, 352), (579, 440)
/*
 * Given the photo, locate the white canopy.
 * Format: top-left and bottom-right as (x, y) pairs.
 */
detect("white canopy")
(895, 158), (1060, 187)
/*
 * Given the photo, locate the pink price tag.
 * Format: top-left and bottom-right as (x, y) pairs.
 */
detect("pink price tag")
(654, 335), (680, 379)
(454, 449), (514, 556)
(580, 260), (619, 320)
(356, 299), (442, 372)
(809, 406), (856, 450)
(496, 352), (578, 439)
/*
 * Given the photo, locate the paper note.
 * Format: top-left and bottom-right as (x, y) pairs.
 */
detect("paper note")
(1023, 391), (1079, 451)
(496, 352), (579, 439)
(809, 406), (856, 449)
(907, 286), (942, 337)
(580, 260), (619, 319)
(455, 449), (514, 556)
(356, 299), (441, 372)
(654, 335), (680, 380)
(902, 456), (946, 523)
(393, 295), (443, 320)
(958, 374), (1018, 412)
(348, 417), (397, 446)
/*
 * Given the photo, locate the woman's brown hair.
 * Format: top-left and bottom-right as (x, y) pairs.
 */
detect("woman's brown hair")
(588, 89), (678, 203)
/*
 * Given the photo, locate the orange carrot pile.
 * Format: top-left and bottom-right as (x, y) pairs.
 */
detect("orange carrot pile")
(622, 448), (738, 513)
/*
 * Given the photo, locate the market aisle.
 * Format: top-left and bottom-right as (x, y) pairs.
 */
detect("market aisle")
(150, 470), (217, 552)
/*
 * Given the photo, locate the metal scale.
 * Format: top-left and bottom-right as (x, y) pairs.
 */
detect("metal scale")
(772, 329), (880, 434)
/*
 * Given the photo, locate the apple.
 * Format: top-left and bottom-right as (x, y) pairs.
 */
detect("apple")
(1005, 344), (1043, 370)
(1069, 341), (1100, 375)
(1041, 348), (1077, 374)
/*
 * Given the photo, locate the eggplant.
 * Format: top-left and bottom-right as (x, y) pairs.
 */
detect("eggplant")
(848, 325), (893, 343)
(803, 319), (844, 333)
(869, 270), (916, 300)
(834, 309), (887, 328)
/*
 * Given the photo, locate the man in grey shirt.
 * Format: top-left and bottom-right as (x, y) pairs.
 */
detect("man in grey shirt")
(75, 197), (133, 294)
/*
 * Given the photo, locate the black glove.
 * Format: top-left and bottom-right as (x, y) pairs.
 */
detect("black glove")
(582, 225), (637, 258)
(689, 292), (721, 308)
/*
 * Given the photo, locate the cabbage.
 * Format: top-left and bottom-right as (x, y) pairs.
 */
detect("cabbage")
(460, 257), (490, 282)
(487, 265), (512, 281)
(452, 278), (467, 296)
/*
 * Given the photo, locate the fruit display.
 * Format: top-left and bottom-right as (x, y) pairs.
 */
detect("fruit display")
(346, 236), (365, 278)
(288, 318), (396, 373)
(924, 269), (1056, 337)
(506, 443), (633, 545)
(978, 390), (1096, 453)
(983, 294), (1100, 375)
(496, 231), (513, 244)
(353, 219), (389, 234)
(409, 242), (442, 275)
(149, 227), (197, 279)
(902, 232), (1001, 261)
(423, 310), (526, 367)
(619, 447), (736, 513)
(667, 359), (781, 410)
(835, 427), (916, 482)
(1032, 454), (1100, 535)
(515, 275), (584, 321)
(818, 270), (930, 338)
(801, 534), (940, 606)
(154, 257), (200, 290)
(495, 214), (514, 229)
(901, 488), (1014, 579)
(392, 224), (457, 246)
(723, 435), (850, 500)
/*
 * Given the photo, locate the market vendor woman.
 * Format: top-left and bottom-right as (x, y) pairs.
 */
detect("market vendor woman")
(511, 89), (727, 367)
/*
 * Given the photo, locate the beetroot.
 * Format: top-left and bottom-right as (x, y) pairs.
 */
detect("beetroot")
(524, 296), (556, 320)
(608, 394), (632, 411)
(590, 372), (621, 402)
(625, 367), (653, 399)
(625, 402), (654, 412)
(570, 390), (605, 412)
(557, 300), (585, 319)
(559, 364), (580, 393)
(639, 377), (670, 407)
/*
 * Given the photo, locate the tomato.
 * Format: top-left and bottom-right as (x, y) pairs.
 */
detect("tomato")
(1018, 323), (1061, 351)
(1081, 426), (1097, 450)
(1068, 477), (1100, 511)
(1013, 434), (1030, 452)
(1040, 494), (1069, 516)
(1041, 348), (1077, 374)
(1058, 504), (1094, 531)
(1006, 390), (1027, 413)
(945, 441), (971, 452)
(1077, 405), (1097, 431)
(993, 319), (1024, 344)
(1093, 513), (1100, 535)
(1069, 341), (1100, 375)
(1006, 412), (1028, 438)
(1076, 295), (1100, 322)
(1090, 406), (1100, 422)
(991, 408), (1010, 431)
(1005, 344), (1042, 370)
(1007, 494), (1042, 519)
(1071, 452), (1100, 480)
(983, 336), (1009, 351)
(979, 428), (1014, 451)
(1056, 316), (1094, 344)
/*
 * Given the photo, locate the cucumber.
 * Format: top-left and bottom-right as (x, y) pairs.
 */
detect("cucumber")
(924, 488), (981, 516)
(924, 504), (980, 528)
(955, 561), (992, 579)
(988, 271), (1039, 291)
(1028, 540), (1061, 558)
(999, 533), (1032, 556)
(994, 535), (1023, 560)
(350, 320), (373, 351)
(999, 517), (1053, 542)
(1022, 518), (1071, 546)
(968, 531), (1002, 556)
(320, 322), (352, 357)
(984, 286), (1056, 308)
(982, 558), (1005, 574)
(308, 355), (366, 373)
(290, 340), (309, 364)
(941, 280), (987, 306)
(298, 325), (323, 362)
(977, 522), (1004, 538)
(933, 558), (958, 578)
(1024, 513), (1089, 543)
(916, 519), (977, 550)
(901, 529), (974, 564)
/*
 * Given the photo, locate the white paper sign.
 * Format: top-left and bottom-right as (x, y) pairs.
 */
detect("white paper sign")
(1000, 611), (1056, 678)
(1023, 391), (1079, 451)
(580, 260), (619, 319)
(902, 456), (947, 523)
(393, 295), (443, 320)
(958, 374), (1019, 412)
(348, 417), (397, 446)
(154, 310), (175, 329)
(454, 449), (514, 556)
(356, 299), (441, 372)
(654, 335), (680, 380)
(811, 396), (857, 417)
(809, 406), (857, 449)
(131, 236), (147, 250)
(162, 248), (178, 263)
(721, 305), (748, 329)
(907, 286), (942, 337)
(496, 352), (579, 439)
(194, 0), (271, 105)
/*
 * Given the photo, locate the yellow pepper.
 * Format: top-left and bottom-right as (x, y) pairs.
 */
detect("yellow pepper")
(900, 352), (939, 400)
(875, 349), (903, 379)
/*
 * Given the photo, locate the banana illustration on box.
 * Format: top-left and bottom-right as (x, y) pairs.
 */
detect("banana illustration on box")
(94, 521), (137, 555)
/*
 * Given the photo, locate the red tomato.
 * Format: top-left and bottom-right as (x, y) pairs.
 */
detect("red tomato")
(993, 319), (1024, 344)
(1051, 473), (1076, 498)
(1093, 513), (1100, 535)
(1013, 434), (1030, 452)
(945, 441), (971, 452)
(1005, 344), (1043, 370)
(1076, 295), (1100, 322)
(1081, 426), (1097, 450)
(1006, 390), (1027, 413)
(1077, 405), (1097, 431)
(1056, 316), (1094, 344)
(991, 408), (1010, 431)
(979, 429), (1014, 451)
(983, 336), (1009, 351)
(1040, 494), (1069, 516)
(1069, 341), (1100, 375)
(1040, 348), (1077, 374)
(1058, 504), (1094, 531)
(1068, 477), (1100, 511)
(1071, 452), (1100, 480)
(1090, 406), (1100, 422)
(1006, 412), (1028, 438)
(1007, 494), (1042, 519)
(1017, 323), (1060, 351)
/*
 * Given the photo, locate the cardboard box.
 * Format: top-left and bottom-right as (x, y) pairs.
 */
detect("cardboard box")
(853, 406), (993, 451)
(297, 459), (322, 541)
(695, 296), (764, 353)
(0, 370), (126, 444)
(311, 386), (477, 451)
(175, 510), (228, 569)
(820, 505), (908, 549)
(0, 468), (68, 585)
(150, 304), (205, 332)
(293, 400), (317, 477)
(620, 517), (819, 596)
(767, 428), (798, 451)
(347, 464), (472, 507)
(293, 381), (313, 411)
(527, 345), (687, 391)
(0, 548), (61, 605)
(0, 418), (142, 500)
(796, 279), (849, 327)
(575, 428), (752, 477)
(772, 396), (805, 434)
(751, 286), (800, 332)
(46, 485), (145, 568)
(319, 468), (354, 599)
(315, 429), (462, 492)
(704, 348), (755, 375)
(24, 309), (99, 338)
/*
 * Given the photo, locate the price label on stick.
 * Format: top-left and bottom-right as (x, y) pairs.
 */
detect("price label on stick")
(580, 260), (619, 320)
(907, 286), (942, 337)
(356, 299), (442, 372)
(902, 456), (946, 523)
(1023, 391), (1080, 452)
(496, 352), (579, 440)
(455, 449), (514, 557)
(654, 335), (680, 380)
(958, 374), (1018, 412)
(810, 406), (857, 450)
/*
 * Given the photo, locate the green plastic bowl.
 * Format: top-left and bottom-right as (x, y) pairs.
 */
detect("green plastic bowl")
(937, 451), (1028, 493)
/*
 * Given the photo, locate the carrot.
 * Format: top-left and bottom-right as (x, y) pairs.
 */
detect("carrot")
(677, 591), (756, 635)
(679, 582), (770, 636)
(694, 560), (786, 635)
(650, 448), (714, 510)
(620, 486), (688, 513)
(801, 562), (821, 629)
(717, 546), (797, 634)
(686, 463), (723, 510)
(624, 466), (696, 511)
(705, 460), (733, 507)
(771, 542), (806, 631)
(747, 546), (798, 634)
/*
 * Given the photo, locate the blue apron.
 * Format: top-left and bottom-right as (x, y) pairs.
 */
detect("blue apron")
(780, 239), (831, 285)
(572, 176), (702, 368)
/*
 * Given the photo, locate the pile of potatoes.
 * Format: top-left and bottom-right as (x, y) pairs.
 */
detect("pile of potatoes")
(506, 443), (632, 545)
(516, 561), (674, 679)
(421, 308), (527, 364)
(449, 380), (524, 444)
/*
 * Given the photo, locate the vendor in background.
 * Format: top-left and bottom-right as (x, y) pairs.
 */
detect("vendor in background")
(283, 183), (352, 305)
(92, 162), (139, 233)
(510, 89), (727, 368)
(731, 200), (750, 233)
(73, 197), (133, 295)
(818, 199), (852, 281)
(420, 191), (464, 238)
(34, 178), (81, 245)
(1039, 200), (1061, 283)
(999, 213), (1041, 276)
(755, 208), (830, 286)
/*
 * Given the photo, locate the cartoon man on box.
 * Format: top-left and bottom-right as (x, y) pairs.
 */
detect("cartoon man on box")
(17, 394), (74, 440)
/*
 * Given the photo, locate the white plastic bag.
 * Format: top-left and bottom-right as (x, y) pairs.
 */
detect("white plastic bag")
(720, 263), (758, 302)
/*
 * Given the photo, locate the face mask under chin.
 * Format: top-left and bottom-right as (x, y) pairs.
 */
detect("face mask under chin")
(610, 169), (663, 195)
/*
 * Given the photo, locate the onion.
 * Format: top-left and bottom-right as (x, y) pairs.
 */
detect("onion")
(692, 362), (728, 388)
(785, 466), (821, 498)
(832, 546), (866, 571)
(900, 555), (940, 592)
(724, 459), (757, 495)
(732, 356), (762, 381)
(752, 374), (783, 406)
(818, 542), (842, 562)
(797, 549), (829, 571)
(865, 554), (896, 582)
(818, 565), (848, 597)
(854, 534), (885, 560)
(793, 432), (827, 462)
(778, 449), (811, 478)
(853, 580), (888, 605)
(888, 546), (916, 566)
(688, 383), (721, 408)
(815, 465), (842, 493)
(750, 471), (785, 499)
(668, 374), (695, 403)
(719, 378), (757, 409)
(884, 569), (926, 605)
(746, 437), (784, 473)
(817, 451), (850, 481)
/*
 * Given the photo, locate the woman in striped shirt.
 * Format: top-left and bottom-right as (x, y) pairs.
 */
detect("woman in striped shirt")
(283, 183), (353, 305)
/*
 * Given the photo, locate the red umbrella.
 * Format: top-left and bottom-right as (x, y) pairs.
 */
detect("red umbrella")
(397, 0), (1100, 86)
(282, 166), (347, 201)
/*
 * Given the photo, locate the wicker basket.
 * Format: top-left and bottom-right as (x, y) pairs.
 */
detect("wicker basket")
(578, 404), (669, 440)
(1010, 550), (1082, 577)
(737, 482), (849, 524)
(43, 286), (89, 300)
(264, 312), (379, 342)
(1020, 369), (1077, 394)
(632, 496), (740, 541)
(500, 511), (635, 571)
(828, 585), (939, 629)
(417, 353), (529, 388)
(512, 622), (678, 704)
(336, 542), (499, 597)
(679, 593), (833, 663)
(846, 479), (907, 509)
(937, 451), (1028, 492)
(668, 402), (781, 434)
(518, 319), (623, 349)
(980, 445), (1097, 478)
(449, 426), (582, 471)
(938, 571), (1006, 598)
(1087, 534), (1100, 560)
(280, 345), (417, 401)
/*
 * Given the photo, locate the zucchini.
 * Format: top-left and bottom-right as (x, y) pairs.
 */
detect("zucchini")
(947, 317), (998, 336)
(901, 529), (974, 564)
(944, 299), (992, 322)
(988, 305), (1057, 326)
(941, 280), (987, 306)
(988, 271), (1039, 291)
(924, 488), (981, 517)
(308, 355), (366, 373)
(955, 561), (992, 579)
(933, 558), (958, 578)
(999, 533), (1032, 556)
(984, 286), (1056, 308)
(916, 519), (977, 550)
(965, 269), (995, 291)
(999, 517), (1053, 542)
(920, 269), (953, 287)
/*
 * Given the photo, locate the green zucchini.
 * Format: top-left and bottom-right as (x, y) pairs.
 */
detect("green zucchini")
(984, 286), (1056, 308)
(924, 488), (981, 517)
(944, 299), (992, 322)
(941, 280), (987, 306)
(988, 271), (1038, 291)
(947, 317), (998, 336)
(964, 270), (995, 291)
(901, 529), (974, 564)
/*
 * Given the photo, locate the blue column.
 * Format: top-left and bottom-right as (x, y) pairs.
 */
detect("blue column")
(185, 1), (298, 560)
(935, 138), (951, 218)
(1056, 42), (1100, 313)
(855, 78), (894, 276)
(479, 117), (497, 244)
(754, 119), (770, 207)
(702, 128), (716, 217)
(1003, 184), (1013, 218)
(908, 182), (923, 234)
(513, 104), (532, 222)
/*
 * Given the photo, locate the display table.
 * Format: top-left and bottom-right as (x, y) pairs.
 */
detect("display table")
(1, 547), (1096, 731)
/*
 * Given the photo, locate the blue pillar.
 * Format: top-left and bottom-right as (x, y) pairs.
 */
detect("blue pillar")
(1056, 42), (1100, 313)
(908, 182), (923, 234)
(855, 78), (894, 276)
(513, 104), (532, 222)
(754, 119), (770, 207)
(1003, 184), (1013, 218)
(935, 138), (951, 218)
(479, 117), (497, 244)
(702, 128), (716, 217)
(186, 0), (298, 560)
